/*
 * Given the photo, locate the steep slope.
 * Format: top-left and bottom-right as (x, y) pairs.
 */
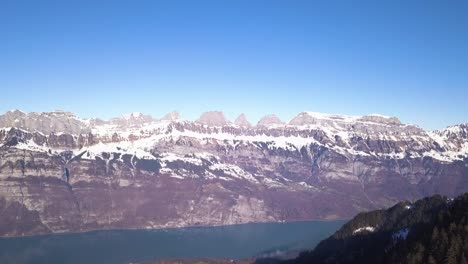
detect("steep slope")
(0, 110), (467, 237)
(281, 192), (468, 264)
(234, 114), (252, 127)
(196, 111), (229, 126)
(161, 111), (181, 121)
(257, 114), (284, 127)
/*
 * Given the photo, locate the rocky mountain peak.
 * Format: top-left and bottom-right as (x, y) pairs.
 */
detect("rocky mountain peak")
(288, 112), (321, 126)
(357, 114), (401, 125)
(0, 109), (26, 125)
(234, 114), (251, 127)
(161, 111), (181, 121)
(196, 111), (229, 126)
(0, 110), (89, 134)
(110, 112), (154, 126)
(122, 112), (143, 120)
(434, 123), (468, 144)
(5, 109), (26, 117)
(288, 112), (403, 127)
(257, 114), (284, 127)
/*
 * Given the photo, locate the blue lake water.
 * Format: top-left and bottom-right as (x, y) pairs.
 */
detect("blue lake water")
(0, 220), (345, 264)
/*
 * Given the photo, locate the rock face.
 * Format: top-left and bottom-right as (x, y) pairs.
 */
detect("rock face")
(161, 111), (181, 121)
(234, 114), (252, 127)
(196, 111), (229, 126)
(257, 114), (284, 127)
(110, 112), (155, 127)
(0, 110), (467, 237)
(0, 110), (90, 134)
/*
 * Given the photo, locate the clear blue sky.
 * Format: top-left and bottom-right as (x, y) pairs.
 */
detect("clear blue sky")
(1, 0), (467, 130)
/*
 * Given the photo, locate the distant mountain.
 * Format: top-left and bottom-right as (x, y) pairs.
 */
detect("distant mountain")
(110, 112), (155, 127)
(277, 192), (468, 264)
(234, 114), (252, 127)
(0, 110), (467, 237)
(196, 111), (229, 126)
(257, 114), (284, 127)
(161, 111), (181, 121)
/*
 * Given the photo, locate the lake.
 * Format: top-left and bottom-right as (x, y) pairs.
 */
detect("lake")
(0, 220), (345, 264)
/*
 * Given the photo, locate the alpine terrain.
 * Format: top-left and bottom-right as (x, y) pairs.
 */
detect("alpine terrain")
(0, 110), (467, 237)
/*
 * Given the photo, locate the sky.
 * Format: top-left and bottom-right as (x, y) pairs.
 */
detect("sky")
(1, 0), (467, 130)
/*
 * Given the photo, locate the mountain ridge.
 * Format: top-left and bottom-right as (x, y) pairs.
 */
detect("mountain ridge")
(0, 109), (467, 237)
(0, 109), (414, 128)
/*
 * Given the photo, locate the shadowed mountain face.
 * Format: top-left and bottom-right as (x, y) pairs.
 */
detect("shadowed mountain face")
(0, 110), (467, 237)
(279, 193), (468, 264)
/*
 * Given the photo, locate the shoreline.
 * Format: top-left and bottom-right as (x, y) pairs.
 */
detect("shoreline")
(0, 218), (349, 239)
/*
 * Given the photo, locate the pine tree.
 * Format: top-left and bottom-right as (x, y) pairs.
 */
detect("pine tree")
(446, 242), (458, 264)
(431, 226), (439, 241)
(464, 235), (468, 253)
(461, 254), (468, 264)
(428, 255), (437, 264)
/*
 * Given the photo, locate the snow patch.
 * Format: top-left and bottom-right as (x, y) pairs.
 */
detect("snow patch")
(79, 141), (156, 160)
(209, 163), (258, 182)
(161, 153), (203, 166)
(353, 226), (376, 234)
(11, 139), (50, 153)
(298, 181), (317, 189)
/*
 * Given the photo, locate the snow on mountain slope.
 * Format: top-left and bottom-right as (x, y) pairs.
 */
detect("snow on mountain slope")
(1, 111), (467, 164)
(0, 110), (467, 237)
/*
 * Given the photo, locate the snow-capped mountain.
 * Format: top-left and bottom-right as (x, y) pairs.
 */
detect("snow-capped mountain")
(0, 110), (467, 237)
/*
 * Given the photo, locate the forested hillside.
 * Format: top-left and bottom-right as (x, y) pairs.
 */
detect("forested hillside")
(279, 193), (468, 264)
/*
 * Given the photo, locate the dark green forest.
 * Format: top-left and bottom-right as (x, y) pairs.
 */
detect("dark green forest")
(259, 193), (468, 264)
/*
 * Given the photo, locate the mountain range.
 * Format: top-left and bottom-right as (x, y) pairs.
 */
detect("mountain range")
(0, 109), (467, 237)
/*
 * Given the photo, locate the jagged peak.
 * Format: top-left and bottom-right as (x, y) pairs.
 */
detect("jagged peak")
(234, 114), (251, 127)
(121, 112), (144, 120)
(257, 114), (284, 127)
(196, 111), (229, 126)
(161, 111), (181, 121)
(110, 112), (154, 126)
(0, 109), (464, 134)
(434, 123), (468, 139)
(38, 110), (77, 117)
(1, 110), (27, 123)
(357, 114), (401, 125)
(288, 112), (401, 126)
(1, 110), (86, 123)
(6, 109), (26, 115)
